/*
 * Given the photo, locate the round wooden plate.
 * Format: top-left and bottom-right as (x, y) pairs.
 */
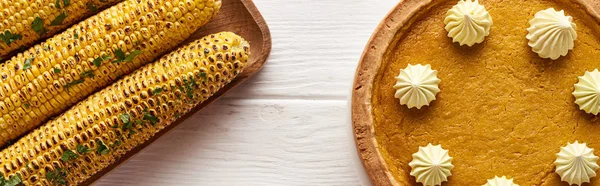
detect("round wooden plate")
(351, 0), (600, 185)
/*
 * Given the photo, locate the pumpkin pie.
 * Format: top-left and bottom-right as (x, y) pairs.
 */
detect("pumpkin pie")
(352, 0), (600, 185)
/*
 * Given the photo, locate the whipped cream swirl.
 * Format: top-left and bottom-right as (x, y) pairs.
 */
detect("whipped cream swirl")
(526, 8), (577, 60)
(444, 0), (493, 46)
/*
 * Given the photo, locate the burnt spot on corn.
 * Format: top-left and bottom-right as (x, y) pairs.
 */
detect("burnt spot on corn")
(104, 24), (113, 31)
(74, 54), (81, 62)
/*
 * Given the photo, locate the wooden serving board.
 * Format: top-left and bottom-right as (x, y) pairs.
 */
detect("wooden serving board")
(352, 0), (600, 186)
(84, 0), (271, 184)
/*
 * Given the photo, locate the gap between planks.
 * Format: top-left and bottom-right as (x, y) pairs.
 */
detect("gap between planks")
(224, 94), (348, 101)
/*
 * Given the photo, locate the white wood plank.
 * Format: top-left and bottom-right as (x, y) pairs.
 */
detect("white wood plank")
(226, 0), (398, 99)
(94, 99), (361, 186)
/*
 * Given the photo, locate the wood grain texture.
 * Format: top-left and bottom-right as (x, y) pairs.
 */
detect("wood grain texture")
(93, 0), (398, 185)
(225, 0), (399, 100)
(96, 100), (359, 185)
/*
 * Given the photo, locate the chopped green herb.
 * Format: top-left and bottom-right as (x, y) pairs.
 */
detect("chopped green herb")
(109, 142), (118, 148)
(76, 144), (91, 154)
(80, 71), (95, 78)
(119, 113), (130, 124)
(60, 149), (78, 162)
(5, 174), (21, 186)
(190, 77), (198, 87)
(0, 30), (22, 46)
(124, 50), (142, 61)
(50, 12), (67, 26)
(152, 87), (164, 95)
(45, 168), (67, 186)
(114, 49), (126, 60)
(64, 78), (85, 92)
(96, 139), (109, 155)
(143, 111), (159, 126)
(174, 112), (181, 119)
(199, 72), (207, 80)
(32, 17), (47, 37)
(53, 67), (62, 74)
(119, 113), (135, 131)
(122, 120), (133, 130)
(86, 3), (98, 12)
(74, 33), (79, 40)
(23, 56), (34, 71)
(113, 140), (121, 146)
(64, 70), (97, 91)
(92, 54), (111, 67)
(0, 173), (22, 186)
(43, 45), (50, 51)
(135, 119), (144, 126)
(113, 49), (142, 63)
(179, 78), (198, 99)
(23, 103), (30, 109)
(111, 123), (119, 128)
(54, 0), (71, 9)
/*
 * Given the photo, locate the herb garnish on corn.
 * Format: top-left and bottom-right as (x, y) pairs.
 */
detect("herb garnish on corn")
(0, 0), (126, 59)
(0, 0), (222, 148)
(0, 32), (249, 185)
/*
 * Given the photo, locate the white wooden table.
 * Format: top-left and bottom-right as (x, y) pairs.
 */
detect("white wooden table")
(95, 0), (398, 185)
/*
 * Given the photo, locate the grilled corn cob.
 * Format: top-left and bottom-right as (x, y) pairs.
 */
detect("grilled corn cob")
(0, 32), (249, 185)
(0, 0), (126, 59)
(0, 0), (222, 147)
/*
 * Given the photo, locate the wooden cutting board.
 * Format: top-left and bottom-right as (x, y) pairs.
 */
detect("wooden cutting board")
(84, 0), (271, 184)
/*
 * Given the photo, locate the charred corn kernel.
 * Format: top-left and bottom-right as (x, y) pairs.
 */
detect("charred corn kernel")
(0, 32), (249, 185)
(0, 0), (126, 60)
(0, 0), (222, 148)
